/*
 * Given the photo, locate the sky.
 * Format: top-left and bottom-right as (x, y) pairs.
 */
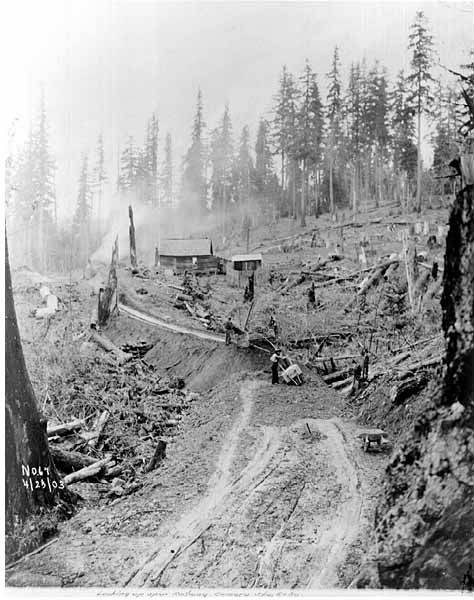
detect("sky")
(3, 0), (474, 222)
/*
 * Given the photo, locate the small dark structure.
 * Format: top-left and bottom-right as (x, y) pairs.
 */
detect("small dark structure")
(156, 238), (218, 274)
(226, 253), (263, 287)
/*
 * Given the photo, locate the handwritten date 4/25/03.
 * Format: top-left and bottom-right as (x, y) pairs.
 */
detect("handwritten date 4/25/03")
(21, 464), (64, 492)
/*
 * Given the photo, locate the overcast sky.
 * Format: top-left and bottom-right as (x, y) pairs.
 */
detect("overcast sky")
(4, 0), (474, 221)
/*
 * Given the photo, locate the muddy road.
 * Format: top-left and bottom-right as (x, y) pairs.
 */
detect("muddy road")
(126, 380), (363, 588)
(7, 363), (384, 589)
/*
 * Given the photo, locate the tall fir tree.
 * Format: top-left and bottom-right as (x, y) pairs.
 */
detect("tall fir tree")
(344, 62), (364, 214)
(209, 104), (234, 229)
(73, 154), (92, 267)
(407, 10), (436, 211)
(326, 46), (344, 214)
(92, 133), (107, 230)
(295, 60), (324, 225)
(272, 66), (299, 216)
(182, 88), (207, 213)
(234, 125), (254, 212)
(255, 118), (275, 215)
(144, 113), (159, 206)
(161, 132), (173, 206)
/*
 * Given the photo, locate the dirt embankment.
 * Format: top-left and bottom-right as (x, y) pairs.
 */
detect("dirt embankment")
(354, 185), (474, 590)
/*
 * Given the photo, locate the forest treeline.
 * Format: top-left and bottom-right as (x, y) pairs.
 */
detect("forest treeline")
(5, 11), (474, 272)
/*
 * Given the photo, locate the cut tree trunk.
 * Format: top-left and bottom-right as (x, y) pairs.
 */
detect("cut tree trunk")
(49, 447), (97, 473)
(63, 458), (114, 486)
(5, 235), (61, 537)
(129, 205), (137, 270)
(98, 236), (119, 327)
(47, 419), (85, 437)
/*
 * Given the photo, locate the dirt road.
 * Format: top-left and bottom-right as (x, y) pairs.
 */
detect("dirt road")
(124, 380), (363, 588)
(7, 371), (381, 589)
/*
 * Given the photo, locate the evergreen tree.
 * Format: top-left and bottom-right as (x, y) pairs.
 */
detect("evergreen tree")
(344, 62), (364, 213)
(390, 70), (417, 205)
(144, 113), (159, 206)
(326, 46), (344, 213)
(255, 118), (275, 215)
(235, 125), (254, 211)
(295, 60), (324, 225)
(73, 154), (92, 266)
(161, 132), (173, 206)
(92, 133), (107, 229)
(10, 91), (56, 271)
(182, 88), (207, 212)
(407, 10), (436, 211)
(118, 136), (139, 193)
(209, 104), (234, 229)
(272, 66), (299, 216)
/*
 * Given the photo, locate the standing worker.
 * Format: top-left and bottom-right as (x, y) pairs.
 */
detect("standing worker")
(362, 349), (370, 381)
(225, 317), (233, 346)
(270, 348), (282, 384)
(308, 282), (316, 307)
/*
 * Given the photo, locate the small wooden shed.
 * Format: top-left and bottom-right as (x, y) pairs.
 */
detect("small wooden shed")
(156, 238), (218, 274)
(226, 253), (263, 287)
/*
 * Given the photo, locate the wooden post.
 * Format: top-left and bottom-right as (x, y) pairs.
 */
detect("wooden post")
(128, 205), (137, 270)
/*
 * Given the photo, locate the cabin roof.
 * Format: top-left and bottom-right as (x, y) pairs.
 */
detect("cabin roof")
(231, 253), (263, 263)
(159, 238), (213, 257)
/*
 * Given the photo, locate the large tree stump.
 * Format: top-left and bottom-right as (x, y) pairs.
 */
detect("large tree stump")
(98, 236), (119, 327)
(129, 205), (137, 270)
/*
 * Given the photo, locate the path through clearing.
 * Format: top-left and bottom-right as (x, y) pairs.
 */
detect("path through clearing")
(125, 379), (363, 588)
(7, 374), (380, 589)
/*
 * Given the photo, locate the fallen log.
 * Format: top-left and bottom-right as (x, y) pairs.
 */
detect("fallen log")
(395, 355), (443, 376)
(322, 367), (353, 384)
(85, 410), (110, 448)
(390, 374), (429, 405)
(50, 446), (97, 472)
(176, 293), (193, 303)
(358, 263), (391, 296)
(47, 419), (85, 437)
(90, 331), (133, 365)
(313, 353), (360, 363)
(63, 457), (114, 486)
(332, 375), (353, 390)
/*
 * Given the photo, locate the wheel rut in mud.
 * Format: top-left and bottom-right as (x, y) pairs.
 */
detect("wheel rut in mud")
(125, 379), (363, 589)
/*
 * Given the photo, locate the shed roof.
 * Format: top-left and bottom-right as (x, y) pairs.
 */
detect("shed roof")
(159, 238), (213, 257)
(231, 253), (263, 263)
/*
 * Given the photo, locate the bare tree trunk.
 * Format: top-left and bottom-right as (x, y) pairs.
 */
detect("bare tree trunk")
(415, 109), (422, 213)
(5, 234), (59, 537)
(128, 205), (137, 269)
(300, 159), (306, 227)
(98, 236), (119, 327)
(329, 152), (334, 215)
(291, 159), (298, 220)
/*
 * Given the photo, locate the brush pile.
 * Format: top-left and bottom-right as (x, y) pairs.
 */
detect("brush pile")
(45, 352), (199, 504)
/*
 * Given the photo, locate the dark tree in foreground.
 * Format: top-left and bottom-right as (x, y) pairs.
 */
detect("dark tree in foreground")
(5, 236), (58, 536)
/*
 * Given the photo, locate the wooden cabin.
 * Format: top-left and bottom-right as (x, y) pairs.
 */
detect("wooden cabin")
(156, 238), (218, 274)
(226, 253), (263, 287)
